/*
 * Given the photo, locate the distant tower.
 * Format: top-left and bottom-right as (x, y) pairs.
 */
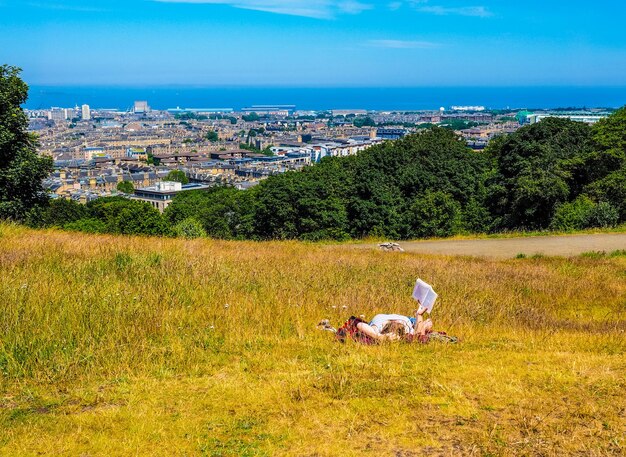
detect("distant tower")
(81, 104), (91, 121)
(439, 107), (445, 113)
(134, 101), (150, 114)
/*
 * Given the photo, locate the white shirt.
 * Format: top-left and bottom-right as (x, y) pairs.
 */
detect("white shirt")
(368, 314), (414, 335)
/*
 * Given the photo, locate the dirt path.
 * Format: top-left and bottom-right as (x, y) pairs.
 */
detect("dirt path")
(358, 233), (626, 259)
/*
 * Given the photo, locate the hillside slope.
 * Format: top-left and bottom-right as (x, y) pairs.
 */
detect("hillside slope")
(0, 225), (624, 456)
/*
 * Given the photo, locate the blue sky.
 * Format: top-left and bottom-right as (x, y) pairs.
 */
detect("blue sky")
(2, 0), (626, 86)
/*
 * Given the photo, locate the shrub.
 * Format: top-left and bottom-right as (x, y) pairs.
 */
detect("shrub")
(63, 218), (107, 233)
(584, 166), (626, 222)
(550, 195), (596, 231)
(173, 218), (207, 239)
(587, 201), (619, 228)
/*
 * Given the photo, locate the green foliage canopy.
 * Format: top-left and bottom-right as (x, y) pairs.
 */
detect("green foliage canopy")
(117, 181), (135, 194)
(0, 65), (53, 221)
(206, 130), (219, 142)
(86, 197), (169, 236)
(486, 118), (595, 230)
(166, 170), (189, 184)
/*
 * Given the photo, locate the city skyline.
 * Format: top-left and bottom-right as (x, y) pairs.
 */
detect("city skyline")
(2, 1), (626, 87)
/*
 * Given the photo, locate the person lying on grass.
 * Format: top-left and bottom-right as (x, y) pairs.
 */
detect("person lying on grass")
(336, 306), (433, 344)
(358, 306), (433, 343)
(334, 279), (441, 344)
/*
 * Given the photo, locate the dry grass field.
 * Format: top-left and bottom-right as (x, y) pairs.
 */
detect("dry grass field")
(0, 224), (624, 456)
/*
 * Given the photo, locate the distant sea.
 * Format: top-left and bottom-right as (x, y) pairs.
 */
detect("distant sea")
(24, 86), (626, 111)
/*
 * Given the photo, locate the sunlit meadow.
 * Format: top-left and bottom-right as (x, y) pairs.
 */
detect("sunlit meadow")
(0, 224), (624, 456)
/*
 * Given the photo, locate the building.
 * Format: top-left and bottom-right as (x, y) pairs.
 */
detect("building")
(126, 147), (148, 160)
(167, 107), (234, 114)
(134, 101), (150, 114)
(66, 107), (77, 119)
(526, 113), (607, 124)
(81, 104), (91, 121)
(83, 147), (107, 160)
(242, 105), (295, 116)
(132, 181), (210, 212)
(451, 106), (486, 112)
(48, 108), (66, 122)
(377, 128), (407, 140)
(332, 109), (367, 116)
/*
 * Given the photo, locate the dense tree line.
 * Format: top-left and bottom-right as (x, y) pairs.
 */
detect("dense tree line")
(2, 66), (625, 240)
(29, 197), (170, 236)
(486, 112), (626, 231)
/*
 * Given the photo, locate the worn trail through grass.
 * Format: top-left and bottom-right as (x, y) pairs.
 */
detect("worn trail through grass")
(358, 233), (626, 259)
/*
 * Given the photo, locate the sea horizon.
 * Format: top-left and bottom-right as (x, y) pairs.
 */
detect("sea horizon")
(24, 85), (626, 112)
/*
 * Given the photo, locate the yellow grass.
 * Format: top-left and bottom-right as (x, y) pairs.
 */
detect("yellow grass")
(0, 223), (624, 456)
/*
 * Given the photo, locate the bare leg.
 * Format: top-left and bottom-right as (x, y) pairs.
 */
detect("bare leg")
(356, 322), (388, 341)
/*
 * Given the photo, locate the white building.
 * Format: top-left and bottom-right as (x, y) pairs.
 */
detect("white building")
(527, 114), (607, 124)
(132, 181), (210, 212)
(134, 101), (150, 114)
(451, 106), (486, 112)
(48, 108), (66, 122)
(81, 104), (91, 120)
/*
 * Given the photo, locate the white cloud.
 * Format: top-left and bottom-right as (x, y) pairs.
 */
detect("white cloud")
(338, 0), (372, 14)
(26, 2), (107, 12)
(368, 39), (440, 49)
(153, 0), (372, 19)
(412, 2), (492, 17)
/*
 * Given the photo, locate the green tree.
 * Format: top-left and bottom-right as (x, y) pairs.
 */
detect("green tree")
(486, 118), (594, 229)
(0, 65), (53, 221)
(206, 130), (218, 142)
(582, 107), (626, 222)
(86, 197), (169, 236)
(165, 188), (256, 239)
(30, 198), (87, 228)
(585, 167), (626, 221)
(242, 112), (260, 122)
(353, 116), (376, 128)
(166, 170), (189, 184)
(347, 128), (490, 238)
(407, 191), (462, 238)
(117, 181), (135, 194)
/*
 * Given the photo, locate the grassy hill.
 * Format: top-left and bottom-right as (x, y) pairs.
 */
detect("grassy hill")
(0, 224), (624, 456)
